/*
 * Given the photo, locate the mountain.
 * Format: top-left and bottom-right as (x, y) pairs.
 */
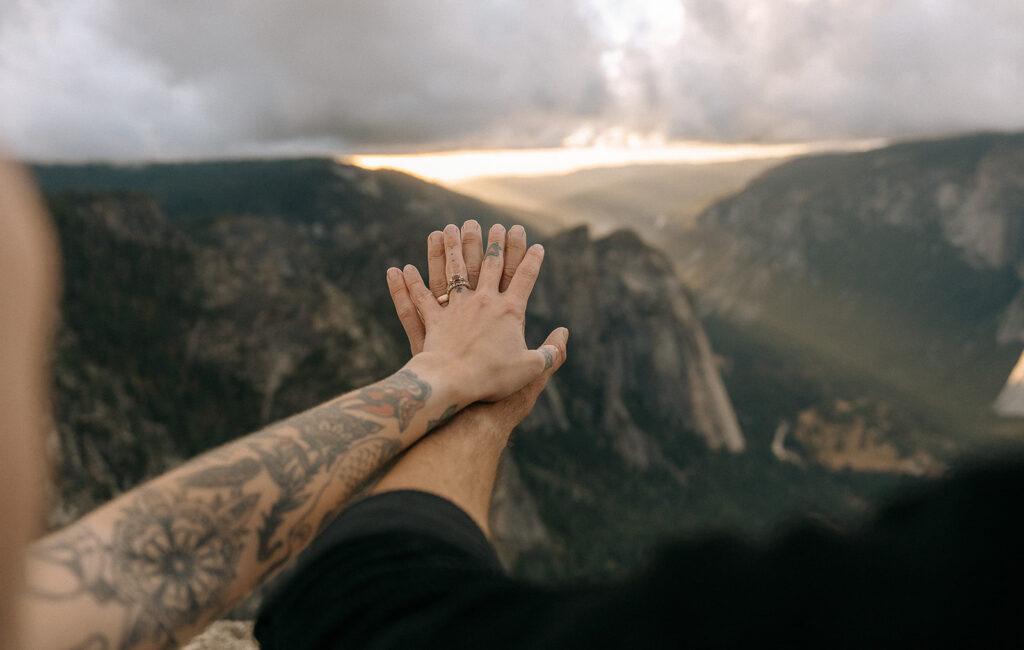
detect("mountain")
(671, 132), (1024, 473)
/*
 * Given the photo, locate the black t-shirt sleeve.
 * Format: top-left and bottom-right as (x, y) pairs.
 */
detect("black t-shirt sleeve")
(256, 465), (1024, 649)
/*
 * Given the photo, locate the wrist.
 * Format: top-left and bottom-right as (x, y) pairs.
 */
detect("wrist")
(402, 353), (472, 415)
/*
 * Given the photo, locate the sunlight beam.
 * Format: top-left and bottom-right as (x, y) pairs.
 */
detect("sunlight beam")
(343, 139), (887, 183)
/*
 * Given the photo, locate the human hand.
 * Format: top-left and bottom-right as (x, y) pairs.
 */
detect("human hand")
(389, 221), (567, 430)
(387, 222), (563, 404)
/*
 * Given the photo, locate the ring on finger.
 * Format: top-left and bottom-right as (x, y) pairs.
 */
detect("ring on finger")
(446, 274), (471, 294)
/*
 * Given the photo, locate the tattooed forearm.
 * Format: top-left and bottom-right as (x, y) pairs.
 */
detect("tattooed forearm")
(24, 369), (446, 650)
(345, 369), (431, 431)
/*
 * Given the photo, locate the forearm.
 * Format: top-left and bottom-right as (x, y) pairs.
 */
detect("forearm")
(371, 403), (517, 537)
(20, 358), (462, 650)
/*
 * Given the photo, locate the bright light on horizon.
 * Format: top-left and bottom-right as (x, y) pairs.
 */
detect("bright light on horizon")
(343, 139), (887, 184)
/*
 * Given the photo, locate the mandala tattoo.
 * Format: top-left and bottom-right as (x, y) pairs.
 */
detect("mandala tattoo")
(25, 370), (430, 650)
(30, 486), (257, 650)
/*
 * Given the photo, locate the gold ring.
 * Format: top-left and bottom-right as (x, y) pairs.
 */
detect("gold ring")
(446, 274), (471, 294)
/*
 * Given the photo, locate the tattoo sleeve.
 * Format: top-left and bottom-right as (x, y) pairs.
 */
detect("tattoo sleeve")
(22, 368), (447, 650)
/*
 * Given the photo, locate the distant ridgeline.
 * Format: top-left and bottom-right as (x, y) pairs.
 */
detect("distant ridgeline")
(40, 152), (987, 581)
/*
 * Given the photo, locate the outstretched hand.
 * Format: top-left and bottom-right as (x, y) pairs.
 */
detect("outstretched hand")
(388, 222), (566, 405)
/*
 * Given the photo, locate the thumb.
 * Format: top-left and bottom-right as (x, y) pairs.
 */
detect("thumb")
(523, 327), (568, 382)
(492, 328), (570, 402)
(537, 327), (569, 376)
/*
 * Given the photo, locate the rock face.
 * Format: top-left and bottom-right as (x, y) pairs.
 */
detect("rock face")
(672, 132), (1024, 463)
(680, 133), (1024, 320)
(994, 351), (1024, 417)
(527, 227), (744, 456)
(37, 159), (744, 573)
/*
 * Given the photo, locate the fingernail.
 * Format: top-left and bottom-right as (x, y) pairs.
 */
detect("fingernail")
(429, 231), (442, 243)
(464, 219), (480, 230)
(387, 267), (400, 279)
(510, 224), (525, 235)
(490, 223), (505, 236)
(444, 224), (458, 235)
(560, 327), (569, 341)
(533, 244), (544, 254)
(403, 264), (417, 273)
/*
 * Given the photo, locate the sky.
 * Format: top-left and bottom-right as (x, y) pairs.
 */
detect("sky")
(1, 0), (1023, 174)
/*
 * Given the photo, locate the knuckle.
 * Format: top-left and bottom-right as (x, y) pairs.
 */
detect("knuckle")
(518, 263), (538, 281)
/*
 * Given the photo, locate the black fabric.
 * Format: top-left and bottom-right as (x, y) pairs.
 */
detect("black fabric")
(256, 462), (1024, 649)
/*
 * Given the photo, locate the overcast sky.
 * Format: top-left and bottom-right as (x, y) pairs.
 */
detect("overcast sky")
(1, 0), (1022, 161)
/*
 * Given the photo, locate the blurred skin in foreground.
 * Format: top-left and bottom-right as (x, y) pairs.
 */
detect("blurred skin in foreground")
(0, 157), (566, 649)
(0, 158), (59, 650)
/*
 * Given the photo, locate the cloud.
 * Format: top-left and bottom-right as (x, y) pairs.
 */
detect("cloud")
(1, 0), (608, 159)
(665, 0), (1024, 141)
(1, 0), (1022, 160)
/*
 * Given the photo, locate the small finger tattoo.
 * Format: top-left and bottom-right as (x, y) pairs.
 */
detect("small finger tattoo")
(485, 242), (502, 258)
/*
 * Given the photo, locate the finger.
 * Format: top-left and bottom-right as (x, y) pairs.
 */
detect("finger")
(442, 224), (470, 299)
(538, 327), (569, 376)
(387, 267), (426, 354)
(427, 230), (446, 298)
(477, 223), (507, 290)
(402, 264), (440, 321)
(497, 337), (567, 401)
(505, 243), (544, 306)
(500, 224), (527, 292)
(461, 220), (483, 288)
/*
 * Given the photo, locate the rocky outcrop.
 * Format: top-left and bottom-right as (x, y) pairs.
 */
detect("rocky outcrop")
(994, 351), (1024, 417)
(488, 454), (550, 565)
(182, 621), (256, 650)
(775, 399), (942, 476)
(529, 227), (743, 455)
